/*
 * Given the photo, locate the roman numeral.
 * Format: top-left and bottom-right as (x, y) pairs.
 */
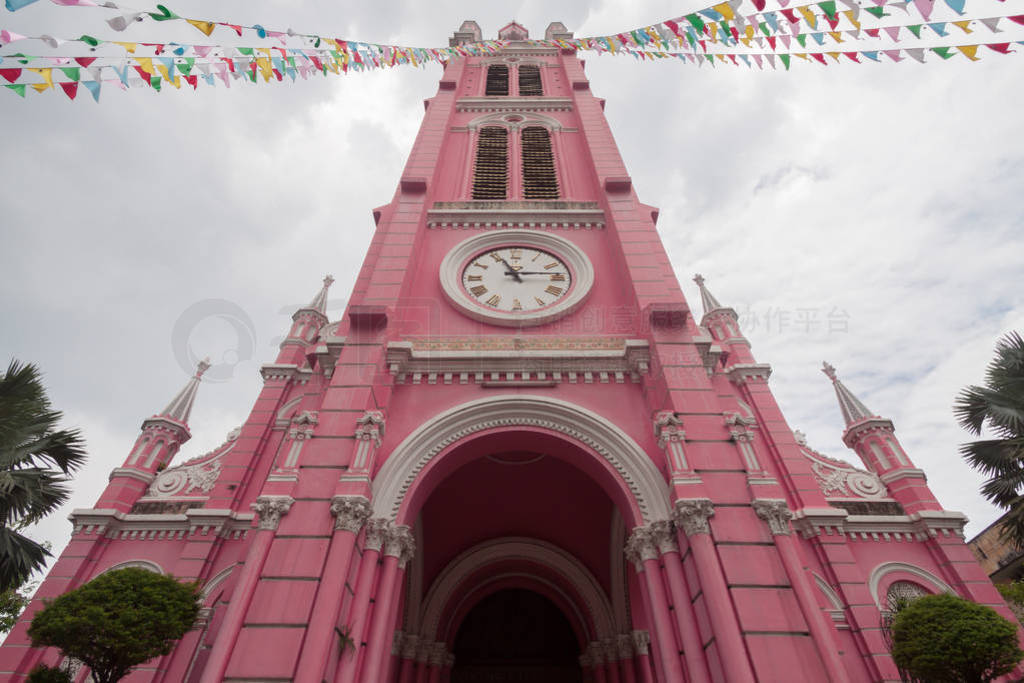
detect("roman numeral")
(549, 273), (566, 282)
(466, 275), (483, 282)
(470, 285), (488, 297)
(534, 297), (546, 306)
(472, 262), (488, 270)
(531, 251), (542, 262)
(485, 294), (501, 307)
(489, 252), (504, 262)
(510, 249), (522, 259)
(544, 262), (559, 270)
(512, 298), (522, 311)
(545, 285), (563, 296)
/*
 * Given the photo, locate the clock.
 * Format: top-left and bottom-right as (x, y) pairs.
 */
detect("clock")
(439, 230), (594, 327)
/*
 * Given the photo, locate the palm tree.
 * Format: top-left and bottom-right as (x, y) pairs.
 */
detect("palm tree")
(955, 331), (1024, 547)
(0, 360), (86, 591)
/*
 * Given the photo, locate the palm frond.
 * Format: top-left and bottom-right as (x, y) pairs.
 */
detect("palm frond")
(0, 527), (50, 592)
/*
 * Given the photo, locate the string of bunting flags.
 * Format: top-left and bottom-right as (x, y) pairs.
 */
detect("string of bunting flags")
(1, 0), (1022, 101)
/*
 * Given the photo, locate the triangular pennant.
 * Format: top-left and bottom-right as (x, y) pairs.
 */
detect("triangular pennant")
(865, 6), (887, 18)
(0, 68), (21, 83)
(58, 67), (80, 81)
(884, 25), (901, 41)
(980, 17), (1002, 33)
(862, 50), (880, 61)
(779, 53), (791, 69)
(984, 42), (1012, 54)
(842, 10), (860, 30)
(186, 19), (215, 36)
(904, 47), (926, 62)
(798, 5), (818, 30)
(818, 1), (838, 20)
(912, 0), (934, 21)
(826, 51), (841, 62)
(928, 22), (948, 37)
(883, 49), (903, 61)
(952, 20), (972, 34)
(59, 81), (78, 99)
(942, 0), (965, 15)
(4, 83), (26, 96)
(74, 57), (97, 68)
(930, 45), (954, 59)
(82, 79), (100, 101)
(955, 44), (979, 60)
(812, 52), (828, 64)
(907, 24), (923, 38)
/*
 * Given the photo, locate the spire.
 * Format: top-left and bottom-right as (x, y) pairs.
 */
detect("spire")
(159, 357), (210, 425)
(822, 362), (878, 427)
(692, 274), (725, 317)
(303, 275), (334, 318)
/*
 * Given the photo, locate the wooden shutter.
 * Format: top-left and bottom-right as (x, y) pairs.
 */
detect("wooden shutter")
(521, 127), (559, 199)
(472, 127), (508, 200)
(518, 65), (543, 96)
(485, 64), (509, 96)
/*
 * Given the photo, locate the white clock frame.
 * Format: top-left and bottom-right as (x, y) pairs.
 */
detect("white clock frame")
(440, 230), (594, 327)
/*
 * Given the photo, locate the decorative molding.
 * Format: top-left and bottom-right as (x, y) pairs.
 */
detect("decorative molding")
(867, 561), (955, 609)
(616, 634), (634, 660)
(456, 96), (573, 113)
(799, 440), (889, 500)
(371, 395), (672, 525)
(364, 517), (389, 552)
(438, 230), (594, 328)
(624, 525), (659, 566)
(812, 573), (849, 630)
(879, 468), (927, 485)
(109, 467), (156, 485)
(631, 630), (650, 656)
(752, 499), (794, 536)
(467, 109), (564, 132)
(791, 507), (967, 541)
(251, 495), (294, 531)
(418, 537), (615, 642)
(100, 559), (164, 575)
(259, 363), (314, 383)
(351, 411), (386, 471)
(726, 363), (773, 385)
(649, 519), (679, 554)
(692, 332), (723, 375)
(842, 417), (897, 448)
(69, 508), (254, 540)
(653, 411), (689, 471)
(426, 200), (604, 230)
(330, 495), (372, 533)
(387, 338), (650, 385)
(672, 499), (714, 536)
(384, 524), (416, 567)
(146, 439), (237, 499)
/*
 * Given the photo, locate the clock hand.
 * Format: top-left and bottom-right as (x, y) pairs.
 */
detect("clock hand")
(510, 271), (564, 276)
(499, 257), (522, 282)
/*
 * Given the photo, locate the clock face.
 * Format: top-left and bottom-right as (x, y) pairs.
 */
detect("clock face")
(461, 246), (572, 312)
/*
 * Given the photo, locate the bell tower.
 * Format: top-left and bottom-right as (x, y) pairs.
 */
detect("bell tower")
(2, 20), (1015, 683)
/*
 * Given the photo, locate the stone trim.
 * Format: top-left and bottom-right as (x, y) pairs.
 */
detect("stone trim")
(108, 468), (156, 485)
(726, 363), (773, 385)
(752, 499), (794, 536)
(791, 507), (967, 540)
(252, 495), (294, 531)
(426, 200), (604, 230)
(672, 499), (715, 536)
(371, 395), (672, 525)
(330, 496), (372, 533)
(69, 507), (255, 540)
(456, 96), (573, 113)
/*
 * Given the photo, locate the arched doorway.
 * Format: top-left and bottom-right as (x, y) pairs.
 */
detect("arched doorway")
(451, 588), (583, 683)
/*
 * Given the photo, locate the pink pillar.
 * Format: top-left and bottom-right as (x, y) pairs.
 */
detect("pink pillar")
(605, 649), (622, 683)
(415, 655), (431, 683)
(673, 500), (756, 682)
(633, 649), (654, 683)
(199, 495), (293, 683)
(640, 557), (684, 683)
(619, 656), (637, 683)
(589, 645), (608, 683)
(358, 524), (414, 683)
(294, 496), (371, 683)
(653, 521), (711, 683)
(427, 659), (443, 683)
(336, 520), (387, 683)
(753, 500), (851, 683)
(397, 644), (416, 683)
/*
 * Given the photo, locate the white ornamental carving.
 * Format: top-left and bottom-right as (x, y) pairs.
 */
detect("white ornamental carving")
(653, 411), (689, 471)
(752, 499), (793, 536)
(672, 499), (714, 536)
(251, 495), (294, 530)
(331, 496), (372, 533)
(624, 525), (659, 565)
(146, 427), (240, 498)
(798, 434), (888, 500)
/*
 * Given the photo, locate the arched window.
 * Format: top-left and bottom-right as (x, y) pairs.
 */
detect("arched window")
(886, 580), (928, 610)
(472, 127), (508, 199)
(521, 127), (559, 199)
(518, 64), (543, 96)
(485, 64), (509, 96)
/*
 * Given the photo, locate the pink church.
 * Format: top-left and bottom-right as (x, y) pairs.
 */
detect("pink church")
(1, 21), (1016, 683)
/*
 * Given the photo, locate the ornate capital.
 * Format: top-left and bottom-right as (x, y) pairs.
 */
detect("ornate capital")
(602, 638), (620, 661)
(194, 607), (214, 630)
(624, 525), (659, 566)
(401, 634), (420, 660)
(649, 519), (679, 554)
(616, 634), (634, 659)
(653, 411), (685, 448)
(752, 499), (793, 536)
(429, 642), (447, 667)
(384, 524), (416, 567)
(587, 641), (605, 666)
(672, 498), (714, 536)
(631, 630), (650, 656)
(364, 517), (389, 551)
(330, 495), (371, 533)
(391, 631), (405, 657)
(578, 651), (593, 668)
(355, 410), (386, 446)
(251, 495), (294, 530)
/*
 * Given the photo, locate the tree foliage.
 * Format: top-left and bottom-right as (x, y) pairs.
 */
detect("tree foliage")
(27, 568), (201, 683)
(25, 664), (72, 683)
(0, 360), (87, 591)
(955, 331), (1024, 547)
(0, 582), (32, 633)
(890, 593), (1023, 683)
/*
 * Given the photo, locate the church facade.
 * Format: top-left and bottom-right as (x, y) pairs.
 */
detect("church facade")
(0, 21), (1014, 683)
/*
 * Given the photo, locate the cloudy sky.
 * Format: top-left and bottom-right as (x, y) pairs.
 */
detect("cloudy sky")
(1, 0), (1022, 570)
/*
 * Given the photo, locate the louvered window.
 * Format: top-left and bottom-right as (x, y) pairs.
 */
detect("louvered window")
(521, 127), (559, 199)
(518, 65), (543, 96)
(472, 127), (508, 199)
(485, 64), (509, 96)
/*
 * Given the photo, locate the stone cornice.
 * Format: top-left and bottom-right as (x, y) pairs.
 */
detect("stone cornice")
(879, 468), (927, 485)
(791, 507), (967, 540)
(68, 507), (255, 540)
(456, 96), (573, 113)
(842, 417), (896, 447)
(726, 363), (773, 384)
(387, 338), (650, 385)
(259, 363), (315, 383)
(426, 200), (604, 230)
(109, 468), (156, 485)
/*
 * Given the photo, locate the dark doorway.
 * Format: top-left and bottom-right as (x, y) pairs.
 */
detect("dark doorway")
(451, 588), (583, 683)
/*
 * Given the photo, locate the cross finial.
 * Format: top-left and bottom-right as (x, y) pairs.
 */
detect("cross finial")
(323, 274), (335, 288)
(693, 274), (706, 287)
(822, 361), (837, 382)
(196, 357), (211, 379)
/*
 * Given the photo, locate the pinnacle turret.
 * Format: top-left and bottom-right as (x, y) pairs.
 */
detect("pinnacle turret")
(301, 275), (334, 319)
(158, 357), (210, 425)
(692, 274), (726, 317)
(821, 362), (878, 427)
